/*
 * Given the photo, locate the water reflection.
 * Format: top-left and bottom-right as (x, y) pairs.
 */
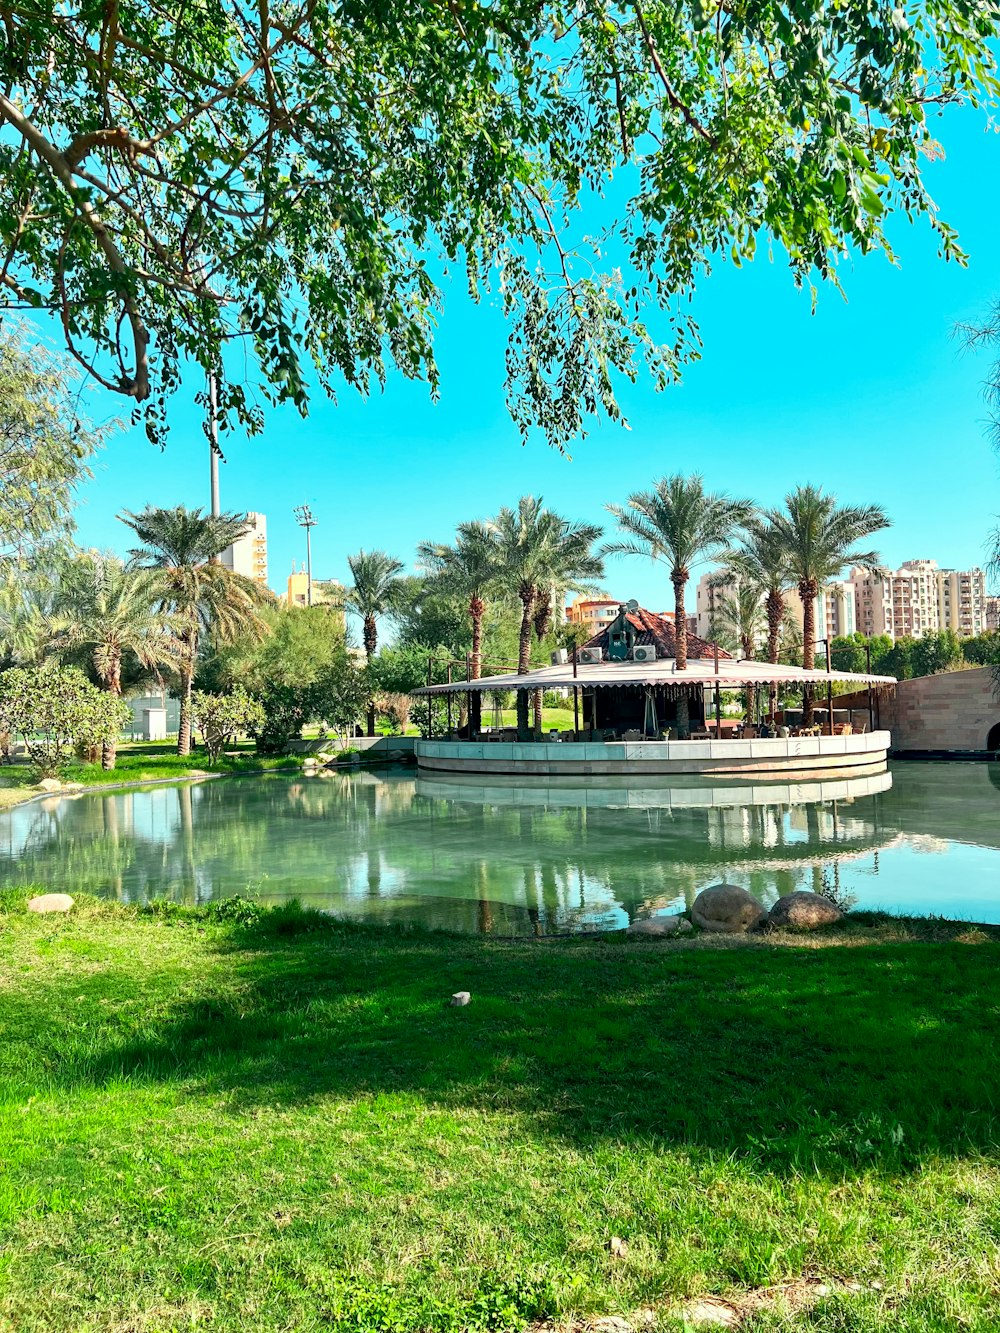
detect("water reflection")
(2, 763), (999, 930)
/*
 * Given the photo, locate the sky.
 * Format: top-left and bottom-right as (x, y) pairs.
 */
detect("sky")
(63, 98), (1000, 617)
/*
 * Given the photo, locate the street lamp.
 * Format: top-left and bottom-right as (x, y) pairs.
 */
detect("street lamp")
(293, 504), (317, 606)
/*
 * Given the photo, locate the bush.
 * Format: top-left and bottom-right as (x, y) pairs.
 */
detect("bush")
(0, 664), (131, 777)
(190, 687), (266, 764)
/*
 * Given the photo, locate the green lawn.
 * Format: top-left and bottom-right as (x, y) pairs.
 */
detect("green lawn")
(0, 744), (306, 807)
(1, 899), (999, 1332)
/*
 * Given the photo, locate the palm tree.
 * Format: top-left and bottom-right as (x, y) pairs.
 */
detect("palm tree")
(119, 506), (271, 756)
(721, 519), (796, 668)
(52, 552), (178, 769)
(345, 549), (405, 735)
(766, 485), (888, 723)
(416, 521), (499, 681)
(606, 474), (753, 731)
(490, 497), (603, 736)
(707, 572), (766, 720)
(765, 485), (888, 671)
(717, 518), (796, 719)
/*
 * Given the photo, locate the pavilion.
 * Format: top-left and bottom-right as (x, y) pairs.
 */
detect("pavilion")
(411, 603), (897, 781)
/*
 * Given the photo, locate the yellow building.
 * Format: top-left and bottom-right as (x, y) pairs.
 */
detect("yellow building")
(286, 567), (345, 627)
(565, 595), (620, 630)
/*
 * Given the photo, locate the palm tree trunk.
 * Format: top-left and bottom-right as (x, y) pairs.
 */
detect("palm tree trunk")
(516, 584), (533, 739)
(102, 661), (122, 771)
(365, 616), (377, 736)
(799, 579), (819, 724)
(469, 596), (484, 680)
(765, 588), (783, 719)
(178, 665), (194, 756)
(672, 569), (690, 735)
(741, 634), (756, 721)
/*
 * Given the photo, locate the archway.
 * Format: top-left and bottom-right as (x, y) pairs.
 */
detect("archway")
(987, 721), (1000, 752)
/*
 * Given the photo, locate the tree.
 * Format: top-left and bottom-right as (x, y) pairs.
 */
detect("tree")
(606, 475), (752, 731)
(0, 663), (131, 778)
(345, 550), (405, 736)
(0, 6), (991, 452)
(190, 688), (265, 764)
(0, 328), (108, 568)
(962, 631), (1000, 666)
(51, 553), (177, 769)
(830, 634), (868, 676)
(911, 629), (965, 678)
(708, 574), (766, 718)
(214, 604), (353, 754)
(765, 486), (889, 723)
(417, 522), (501, 681)
(490, 497), (603, 736)
(720, 520), (795, 669)
(119, 506), (271, 756)
(882, 636), (916, 682)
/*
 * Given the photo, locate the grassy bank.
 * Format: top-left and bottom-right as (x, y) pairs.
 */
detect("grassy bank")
(0, 743), (306, 807)
(1, 900), (999, 1332)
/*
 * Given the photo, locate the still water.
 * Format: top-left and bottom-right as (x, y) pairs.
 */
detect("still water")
(2, 763), (999, 932)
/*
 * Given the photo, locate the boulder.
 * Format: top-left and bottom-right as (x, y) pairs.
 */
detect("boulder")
(34, 778), (62, 793)
(769, 891), (843, 930)
(27, 893), (75, 914)
(691, 884), (767, 934)
(627, 914), (693, 937)
(450, 991), (471, 1007)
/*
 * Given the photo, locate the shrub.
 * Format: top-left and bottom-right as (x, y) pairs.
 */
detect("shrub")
(0, 663), (131, 777)
(190, 687), (266, 764)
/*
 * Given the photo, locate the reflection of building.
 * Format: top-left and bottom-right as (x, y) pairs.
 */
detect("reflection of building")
(220, 511), (268, 586)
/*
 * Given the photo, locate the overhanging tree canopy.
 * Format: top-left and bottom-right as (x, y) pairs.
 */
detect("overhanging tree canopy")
(0, 1), (995, 450)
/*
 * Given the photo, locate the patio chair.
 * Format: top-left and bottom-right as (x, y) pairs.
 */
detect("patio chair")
(623, 729), (643, 741)
(742, 725), (758, 740)
(560, 731), (576, 742)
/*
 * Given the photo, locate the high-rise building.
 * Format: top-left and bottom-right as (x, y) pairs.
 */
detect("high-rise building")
(220, 511), (268, 587)
(850, 560), (987, 640)
(986, 595), (1000, 632)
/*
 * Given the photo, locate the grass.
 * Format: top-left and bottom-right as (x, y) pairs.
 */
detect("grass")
(1, 898), (999, 1332)
(0, 743), (306, 807)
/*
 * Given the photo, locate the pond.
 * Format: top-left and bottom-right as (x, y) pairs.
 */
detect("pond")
(2, 762), (999, 932)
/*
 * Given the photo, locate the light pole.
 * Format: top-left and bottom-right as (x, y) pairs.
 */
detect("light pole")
(293, 504), (317, 605)
(208, 369), (221, 517)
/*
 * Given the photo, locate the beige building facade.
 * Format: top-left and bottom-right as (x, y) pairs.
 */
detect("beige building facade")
(851, 560), (987, 640)
(220, 510), (268, 587)
(286, 568), (345, 623)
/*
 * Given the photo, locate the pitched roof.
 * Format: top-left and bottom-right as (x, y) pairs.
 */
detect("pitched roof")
(583, 606), (731, 661)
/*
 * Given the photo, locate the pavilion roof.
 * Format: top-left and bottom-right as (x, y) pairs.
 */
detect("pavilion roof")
(413, 656), (897, 696)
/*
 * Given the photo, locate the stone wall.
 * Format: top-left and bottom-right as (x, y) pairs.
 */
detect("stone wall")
(837, 667), (1000, 752)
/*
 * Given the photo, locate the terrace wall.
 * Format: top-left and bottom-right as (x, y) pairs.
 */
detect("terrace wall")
(837, 667), (1000, 753)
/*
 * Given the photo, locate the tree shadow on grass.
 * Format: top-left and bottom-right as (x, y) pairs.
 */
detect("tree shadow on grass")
(10, 917), (1000, 1178)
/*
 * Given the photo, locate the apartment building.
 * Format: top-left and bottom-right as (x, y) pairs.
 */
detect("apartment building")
(565, 596), (621, 630)
(219, 511), (268, 587)
(937, 566), (988, 636)
(851, 560), (987, 640)
(986, 596), (1000, 632)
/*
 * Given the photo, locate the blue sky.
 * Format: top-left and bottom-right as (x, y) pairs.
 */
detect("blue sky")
(67, 99), (1000, 615)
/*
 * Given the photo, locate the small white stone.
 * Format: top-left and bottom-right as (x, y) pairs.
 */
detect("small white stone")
(27, 893), (75, 914)
(450, 991), (471, 1007)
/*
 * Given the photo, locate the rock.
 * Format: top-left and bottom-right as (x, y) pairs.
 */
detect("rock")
(27, 893), (75, 914)
(769, 891), (843, 930)
(609, 1235), (629, 1258)
(627, 914), (693, 937)
(34, 778), (62, 793)
(450, 991), (471, 1007)
(691, 884), (767, 934)
(676, 1297), (742, 1328)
